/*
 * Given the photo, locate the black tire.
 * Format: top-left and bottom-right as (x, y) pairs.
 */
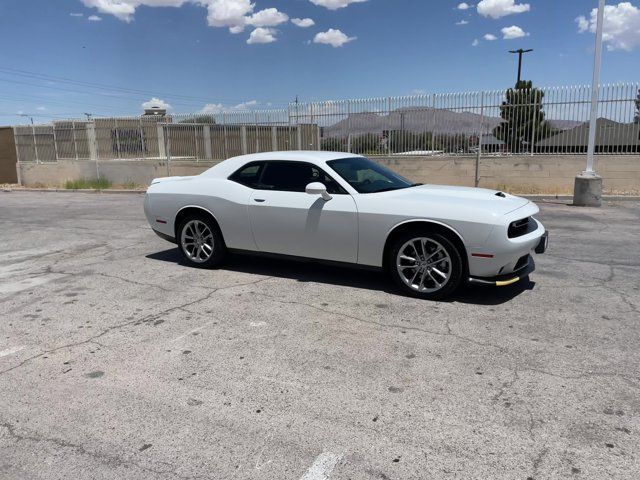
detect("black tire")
(388, 232), (463, 300)
(177, 213), (226, 269)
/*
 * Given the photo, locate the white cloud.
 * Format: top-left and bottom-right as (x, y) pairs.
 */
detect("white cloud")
(80, 0), (145, 22)
(200, 100), (258, 114)
(309, 0), (367, 10)
(501, 25), (528, 39)
(142, 97), (172, 110)
(455, 20), (469, 25)
(576, 2), (640, 51)
(576, 16), (589, 33)
(247, 27), (278, 44)
(291, 17), (315, 28)
(79, 0), (283, 33)
(457, 2), (471, 10)
(70, 12), (84, 17)
(477, 0), (530, 19)
(313, 28), (356, 47)
(246, 8), (288, 28)
(88, 14), (103, 21)
(483, 33), (497, 41)
(203, 0), (254, 31)
(472, 38), (480, 46)
(36, 106), (47, 111)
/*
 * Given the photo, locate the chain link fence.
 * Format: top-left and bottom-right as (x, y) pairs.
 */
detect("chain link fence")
(13, 83), (640, 163)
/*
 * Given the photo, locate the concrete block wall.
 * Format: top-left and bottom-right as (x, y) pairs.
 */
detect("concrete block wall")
(16, 155), (640, 195)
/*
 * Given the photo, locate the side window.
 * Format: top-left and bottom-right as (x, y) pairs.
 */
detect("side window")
(229, 162), (265, 188)
(311, 166), (348, 195)
(259, 161), (347, 194)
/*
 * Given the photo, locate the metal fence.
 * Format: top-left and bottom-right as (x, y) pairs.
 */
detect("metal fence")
(13, 83), (640, 163)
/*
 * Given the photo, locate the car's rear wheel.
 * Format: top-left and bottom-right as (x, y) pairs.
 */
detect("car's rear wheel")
(389, 232), (463, 300)
(177, 214), (226, 268)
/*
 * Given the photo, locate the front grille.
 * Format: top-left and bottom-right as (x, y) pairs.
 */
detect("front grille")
(508, 217), (535, 238)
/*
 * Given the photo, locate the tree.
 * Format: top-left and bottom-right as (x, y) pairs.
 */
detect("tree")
(351, 133), (381, 154)
(321, 137), (345, 152)
(493, 80), (555, 153)
(389, 131), (433, 153)
(634, 88), (640, 124)
(178, 114), (216, 124)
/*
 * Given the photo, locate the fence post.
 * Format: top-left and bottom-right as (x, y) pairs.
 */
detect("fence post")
(114, 118), (121, 159)
(241, 125), (248, 154)
(163, 125), (171, 176)
(12, 127), (21, 164)
(271, 126), (278, 151)
(139, 119), (146, 160)
(530, 89), (538, 157)
(347, 100), (352, 153)
(223, 113), (229, 159)
(32, 125), (39, 164)
(296, 125), (302, 150)
(255, 112), (259, 152)
(431, 94), (437, 153)
(71, 121), (78, 160)
(52, 124), (60, 162)
(157, 123), (166, 159)
(475, 91), (485, 188)
(387, 97), (392, 155)
(203, 124), (212, 160)
(310, 103), (315, 149)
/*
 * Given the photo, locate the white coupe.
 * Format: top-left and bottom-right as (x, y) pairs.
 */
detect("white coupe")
(144, 151), (548, 300)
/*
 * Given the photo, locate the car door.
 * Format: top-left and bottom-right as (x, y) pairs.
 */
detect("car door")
(248, 161), (358, 263)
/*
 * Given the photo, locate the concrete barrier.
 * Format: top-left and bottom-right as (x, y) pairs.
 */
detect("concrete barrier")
(16, 155), (640, 194)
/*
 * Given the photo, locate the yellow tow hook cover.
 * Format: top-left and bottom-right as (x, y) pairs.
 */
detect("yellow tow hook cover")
(496, 277), (520, 287)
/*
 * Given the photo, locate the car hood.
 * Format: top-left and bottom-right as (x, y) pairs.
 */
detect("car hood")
(379, 184), (530, 216)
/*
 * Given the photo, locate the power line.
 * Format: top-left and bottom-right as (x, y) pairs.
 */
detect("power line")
(0, 77), (213, 109)
(0, 66), (290, 105)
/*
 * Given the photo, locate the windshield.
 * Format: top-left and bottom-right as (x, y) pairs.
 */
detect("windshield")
(327, 157), (415, 194)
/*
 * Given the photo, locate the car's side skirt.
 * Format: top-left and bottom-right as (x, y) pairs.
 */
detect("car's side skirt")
(227, 248), (384, 272)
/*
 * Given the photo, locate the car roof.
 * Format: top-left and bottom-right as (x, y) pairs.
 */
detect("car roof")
(201, 151), (362, 178)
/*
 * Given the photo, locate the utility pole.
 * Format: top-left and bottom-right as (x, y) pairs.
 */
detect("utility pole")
(574, 0), (605, 207)
(84, 113), (93, 121)
(509, 49), (533, 85)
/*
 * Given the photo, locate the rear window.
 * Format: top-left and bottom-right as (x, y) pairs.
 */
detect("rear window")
(229, 162), (265, 188)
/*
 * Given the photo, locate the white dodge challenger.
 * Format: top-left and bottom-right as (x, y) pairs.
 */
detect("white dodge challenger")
(144, 151), (548, 300)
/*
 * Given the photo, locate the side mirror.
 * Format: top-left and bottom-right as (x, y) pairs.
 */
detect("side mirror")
(305, 182), (332, 201)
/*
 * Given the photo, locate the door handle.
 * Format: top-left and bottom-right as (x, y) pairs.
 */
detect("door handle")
(254, 199), (266, 203)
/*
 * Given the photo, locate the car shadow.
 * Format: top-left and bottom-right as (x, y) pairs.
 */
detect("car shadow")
(146, 248), (535, 306)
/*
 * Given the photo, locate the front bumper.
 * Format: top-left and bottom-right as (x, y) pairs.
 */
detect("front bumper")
(468, 232), (548, 287)
(468, 254), (535, 286)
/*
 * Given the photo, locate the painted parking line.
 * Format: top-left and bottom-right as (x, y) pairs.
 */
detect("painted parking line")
(0, 346), (25, 358)
(300, 452), (342, 480)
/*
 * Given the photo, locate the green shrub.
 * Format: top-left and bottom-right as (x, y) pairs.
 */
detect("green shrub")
(64, 177), (112, 190)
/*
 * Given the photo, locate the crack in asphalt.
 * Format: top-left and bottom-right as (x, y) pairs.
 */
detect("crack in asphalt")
(253, 292), (506, 352)
(0, 276), (273, 376)
(0, 421), (215, 480)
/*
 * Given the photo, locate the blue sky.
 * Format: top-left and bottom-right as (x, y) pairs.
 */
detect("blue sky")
(0, 0), (639, 123)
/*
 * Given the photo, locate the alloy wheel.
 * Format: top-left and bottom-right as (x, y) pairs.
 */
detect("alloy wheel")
(396, 237), (452, 293)
(181, 219), (215, 263)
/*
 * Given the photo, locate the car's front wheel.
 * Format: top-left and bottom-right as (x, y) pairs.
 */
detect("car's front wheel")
(177, 214), (226, 268)
(389, 232), (463, 300)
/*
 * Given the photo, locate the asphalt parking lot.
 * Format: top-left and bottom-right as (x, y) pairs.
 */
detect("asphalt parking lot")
(1, 191), (639, 480)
